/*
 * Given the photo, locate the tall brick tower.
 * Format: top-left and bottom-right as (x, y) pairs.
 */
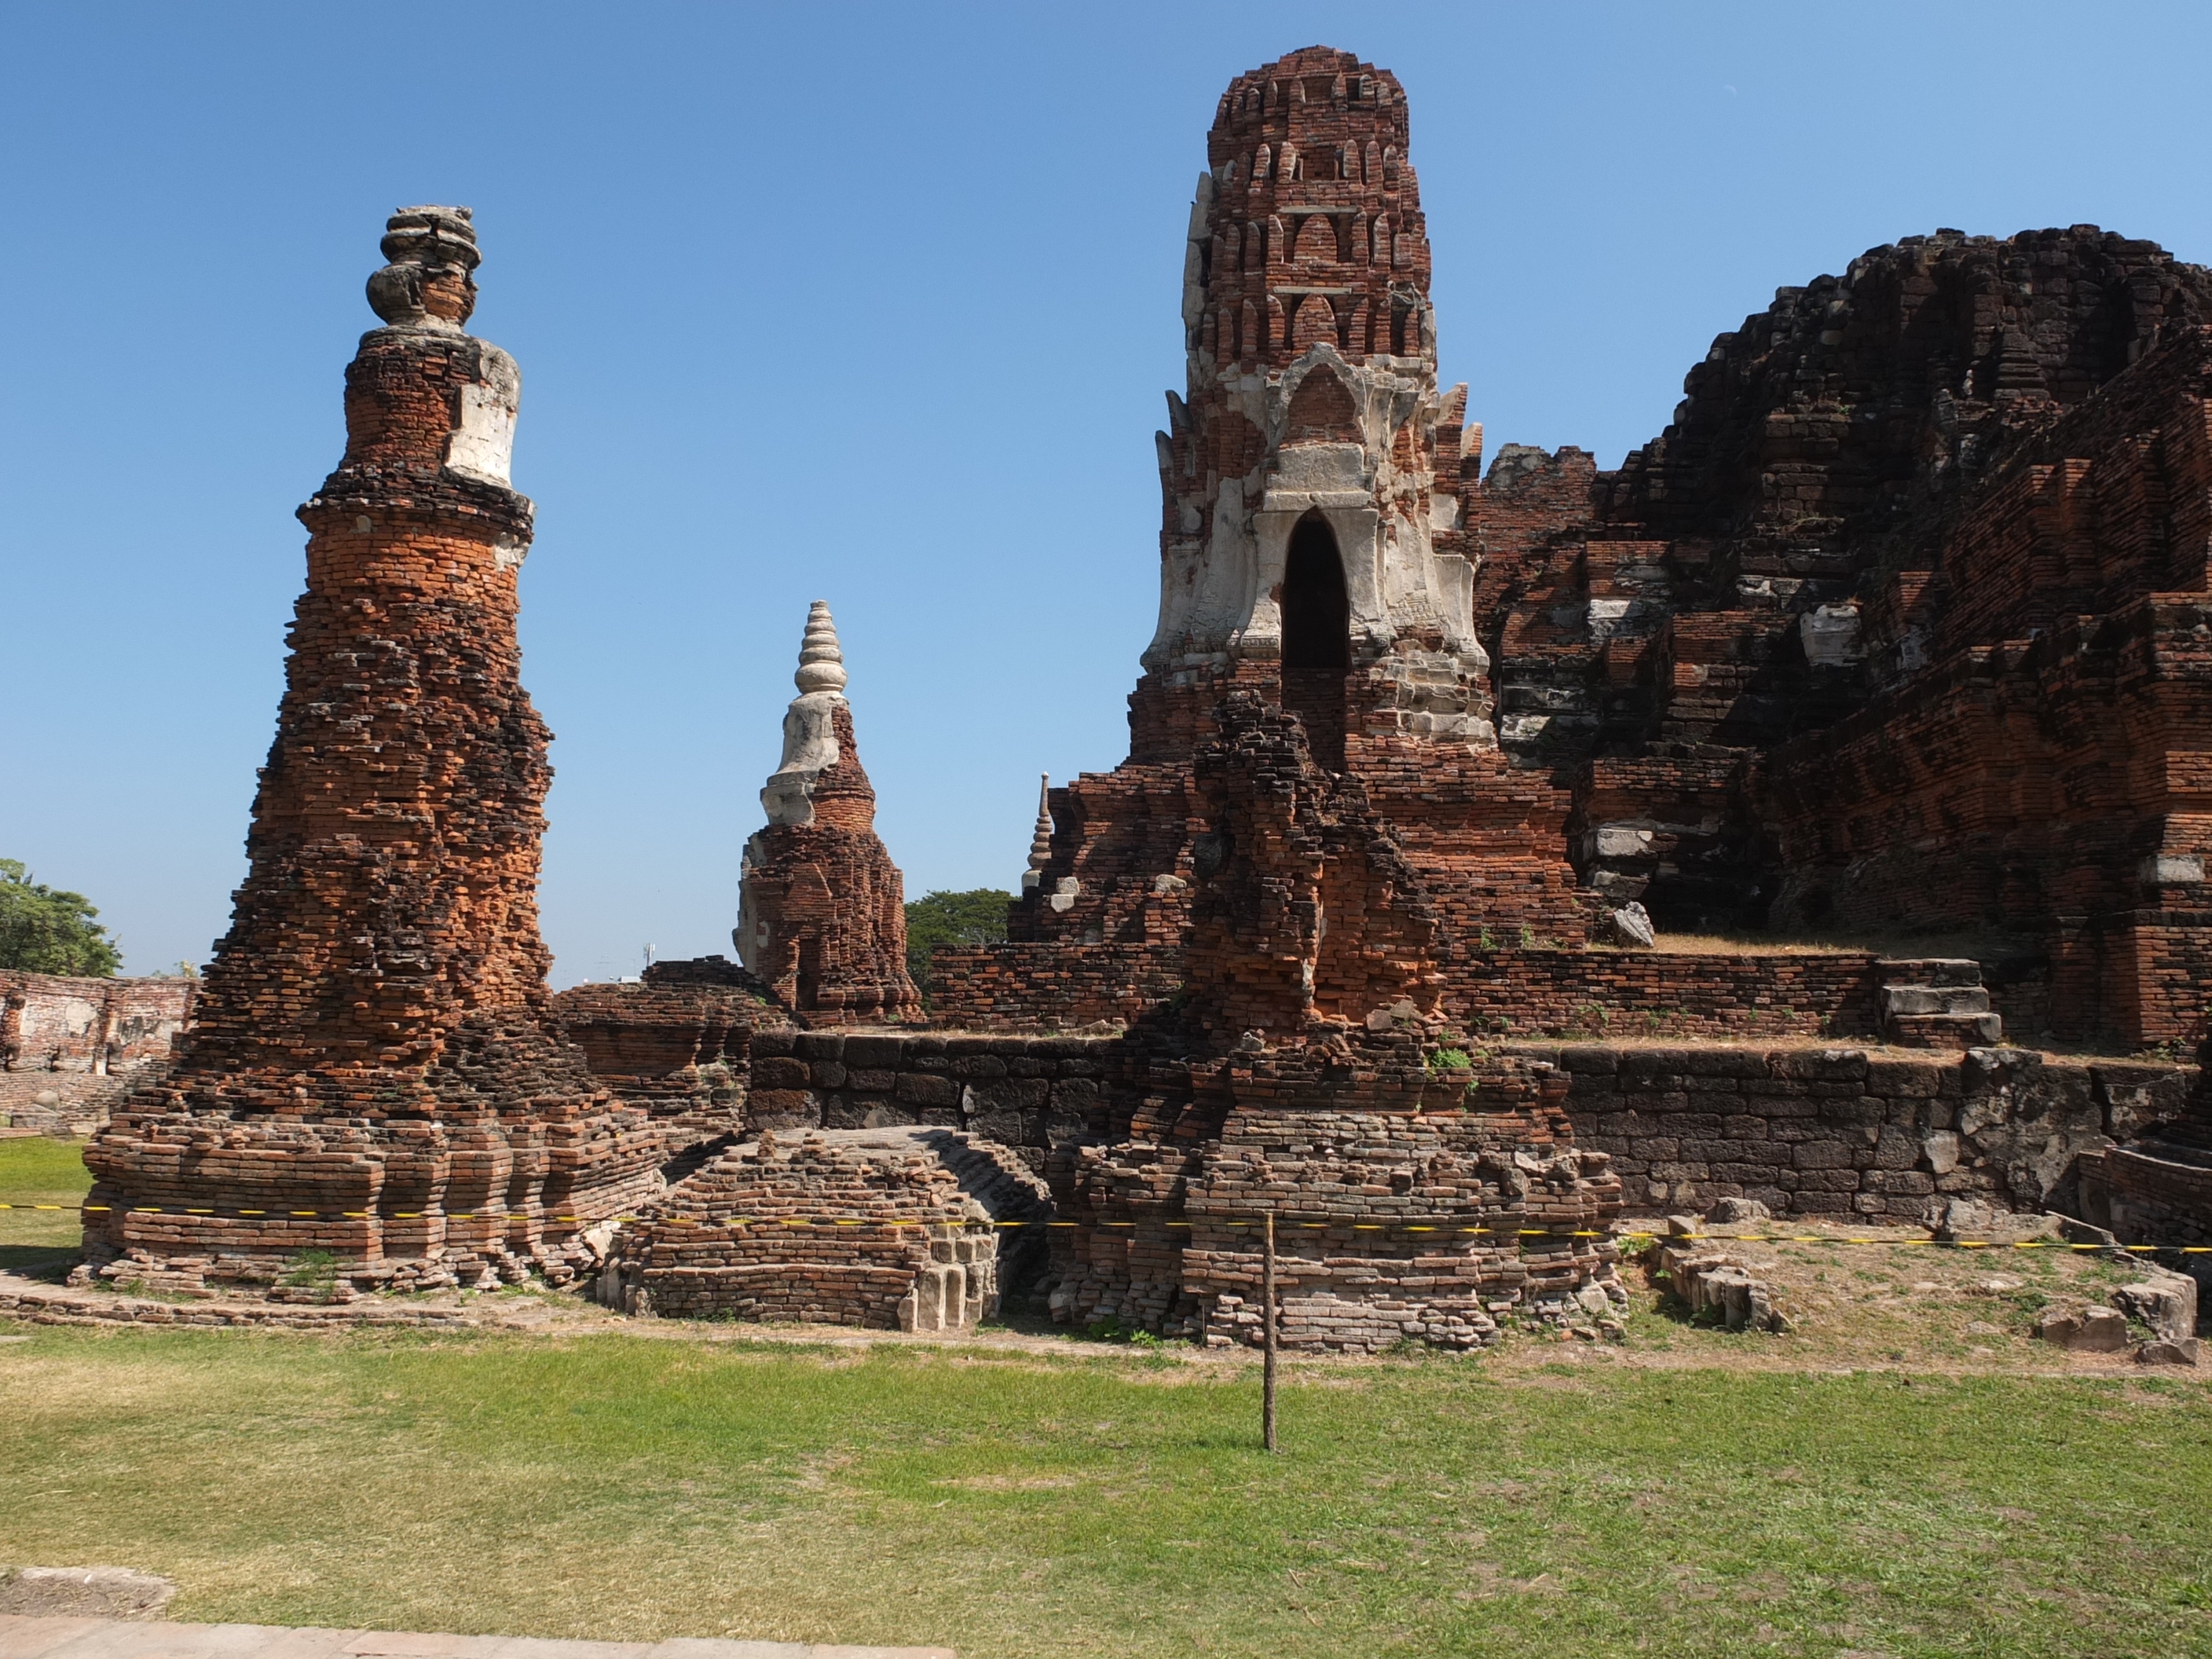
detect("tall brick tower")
(985, 48), (1590, 1035)
(82, 207), (661, 1292)
(735, 602), (923, 1026)
(1148, 46), (1489, 762)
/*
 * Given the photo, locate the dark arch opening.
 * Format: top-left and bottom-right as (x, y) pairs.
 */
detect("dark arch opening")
(1282, 514), (1350, 771)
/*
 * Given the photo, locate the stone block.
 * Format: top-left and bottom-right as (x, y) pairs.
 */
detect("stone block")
(753, 1056), (810, 1091)
(895, 1072), (961, 1107)
(841, 1035), (910, 1068)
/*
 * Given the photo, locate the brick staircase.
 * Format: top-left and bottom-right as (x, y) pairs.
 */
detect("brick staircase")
(1877, 958), (2001, 1048)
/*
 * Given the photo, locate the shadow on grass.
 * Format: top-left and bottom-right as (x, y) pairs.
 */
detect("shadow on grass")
(0, 1244), (79, 1282)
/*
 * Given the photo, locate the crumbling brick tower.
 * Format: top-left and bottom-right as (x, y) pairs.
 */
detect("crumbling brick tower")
(1048, 694), (1624, 1352)
(990, 47), (1588, 1021)
(81, 207), (661, 1292)
(735, 602), (923, 1026)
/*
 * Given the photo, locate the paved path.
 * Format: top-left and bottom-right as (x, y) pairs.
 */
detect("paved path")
(0, 1617), (951, 1659)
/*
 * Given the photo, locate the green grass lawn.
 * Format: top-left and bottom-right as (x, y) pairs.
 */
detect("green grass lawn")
(0, 1133), (92, 1276)
(1, 1324), (2208, 1659)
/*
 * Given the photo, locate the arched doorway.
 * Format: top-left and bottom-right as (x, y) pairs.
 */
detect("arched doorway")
(1281, 513), (1350, 771)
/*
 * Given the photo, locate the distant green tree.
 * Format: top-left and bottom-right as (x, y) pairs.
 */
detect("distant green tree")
(0, 859), (123, 977)
(904, 888), (1014, 1004)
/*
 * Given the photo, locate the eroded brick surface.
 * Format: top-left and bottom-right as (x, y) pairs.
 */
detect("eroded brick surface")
(79, 208), (661, 1293)
(736, 604), (922, 1027)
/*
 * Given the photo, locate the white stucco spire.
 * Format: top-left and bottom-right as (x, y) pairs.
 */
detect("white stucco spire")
(1023, 774), (1053, 892)
(760, 600), (848, 827)
(793, 599), (848, 696)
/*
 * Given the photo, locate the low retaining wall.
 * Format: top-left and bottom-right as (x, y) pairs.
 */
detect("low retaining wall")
(1524, 1042), (2194, 1219)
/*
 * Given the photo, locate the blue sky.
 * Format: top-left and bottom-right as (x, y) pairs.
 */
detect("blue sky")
(4, 2), (2207, 983)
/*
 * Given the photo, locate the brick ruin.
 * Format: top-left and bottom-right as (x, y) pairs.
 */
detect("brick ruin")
(735, 602), (923, 1027)
(934, 50), (2212, 1067)
(599, 1126), (1049, 1331)
(0, 971), (196, 1135)
(79, 207), (661, 1293)
(57, 46), (2212, 1331)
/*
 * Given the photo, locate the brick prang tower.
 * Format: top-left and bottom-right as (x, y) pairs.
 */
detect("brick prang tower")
(991, 46), (1590, 1036)
(82, 207), (662, 1292)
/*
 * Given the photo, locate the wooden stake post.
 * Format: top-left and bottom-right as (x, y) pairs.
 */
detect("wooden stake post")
(1262, 1210), (1279, 1453)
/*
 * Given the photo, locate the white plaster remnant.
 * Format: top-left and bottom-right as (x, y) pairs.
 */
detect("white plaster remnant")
(1800, 603), (1864, 667)
(1141, 253), (1496, 749)
(445, 344), (521, 485)
(2141, 853), (2205, 884)
(760, 600), (848, 829)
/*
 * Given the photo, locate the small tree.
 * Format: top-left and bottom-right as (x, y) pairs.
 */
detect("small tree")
(904, 888), (1014, 1004)
(0, 859), (123, 977)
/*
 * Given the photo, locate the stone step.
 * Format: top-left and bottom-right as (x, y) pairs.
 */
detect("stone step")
(1886, 1011), (2003, 1049)
(1881, 984), (1992, 1016)
(1875, 957), (1984, 987)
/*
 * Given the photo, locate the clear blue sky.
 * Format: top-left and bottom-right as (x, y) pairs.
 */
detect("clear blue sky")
(5, 2), (2207, 984)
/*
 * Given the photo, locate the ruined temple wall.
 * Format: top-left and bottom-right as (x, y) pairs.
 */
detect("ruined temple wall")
(1761, 596), (2212, 1042)
(930, 940), (1888, 1041)
(928, 943), (1182, 1030)
(739, 1031), (1122, 1177)
(1447, 951), (1884, 1040)
(1532, 1042), (2193, 1221)
(0, 972), (195, 1075)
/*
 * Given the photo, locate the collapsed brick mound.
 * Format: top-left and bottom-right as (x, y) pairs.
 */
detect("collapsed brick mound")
(599, 1126), (1051, 1330)
(1051, 1038), (1624, 1353)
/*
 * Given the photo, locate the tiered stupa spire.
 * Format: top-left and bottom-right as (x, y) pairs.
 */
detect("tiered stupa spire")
(737, 602), (922, 1025)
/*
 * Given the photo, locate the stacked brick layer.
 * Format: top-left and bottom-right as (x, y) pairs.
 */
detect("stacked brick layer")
(601, 1126), (1049, 1329)
(1050, 1036), (1622, 1352)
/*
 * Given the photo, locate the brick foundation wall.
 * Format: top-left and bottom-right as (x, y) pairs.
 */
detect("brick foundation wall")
(1528, 1042), (2195, 1219)
(742, 1031), (1124, 1177)
(1448, 950), (1884, 1040)
(927, 943), (1182, 1030)
(928, 942), (1891, 1042)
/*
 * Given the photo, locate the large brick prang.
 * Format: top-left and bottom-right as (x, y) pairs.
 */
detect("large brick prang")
(80, 207), (662, 1294)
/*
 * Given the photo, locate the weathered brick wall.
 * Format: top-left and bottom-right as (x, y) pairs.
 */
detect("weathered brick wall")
(931, 939), (1889, 1042)
(0, 971), (194, 1075)
(928, 942), (1181, 1031)
(1763, 594), (2212, 1043)
(0, 972), (195, 1133)
(1448, 950), (1884, 1040)
(742, 1031), (1119, 1177)
(1528, 1042), (2194, 1219)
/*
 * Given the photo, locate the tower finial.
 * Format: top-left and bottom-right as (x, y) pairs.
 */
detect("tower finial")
(366, 205), (481, 330)
(1024, 774), (1053, 892)
(795, 599), (848, 696)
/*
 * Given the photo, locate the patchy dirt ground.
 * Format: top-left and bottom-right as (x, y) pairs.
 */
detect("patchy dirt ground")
(11, 1213), (2197, 1387)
